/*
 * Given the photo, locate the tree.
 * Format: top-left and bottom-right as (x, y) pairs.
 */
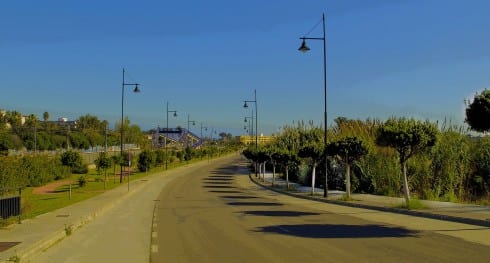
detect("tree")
(465, 89), (490, 133)
(138, 150), (155, 172)
(328, 137), (368, 198)
(297, 127), (324, 195)
(43, 111), (49, 122)
(298, 144), (324, 195)
(95, 152), (111, 189)
(274, 149), (299, 190)
(376, 118), (438, 205)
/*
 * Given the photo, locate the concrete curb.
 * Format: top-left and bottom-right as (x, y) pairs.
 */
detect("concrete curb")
(4, 178), (150, 263)
(249, 174), (490, 228)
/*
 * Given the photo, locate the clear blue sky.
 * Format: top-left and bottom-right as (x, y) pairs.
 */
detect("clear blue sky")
(1, 0), (489, 136)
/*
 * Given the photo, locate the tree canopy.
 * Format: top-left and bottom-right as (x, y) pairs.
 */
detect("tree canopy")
(465, 89), (490, 133)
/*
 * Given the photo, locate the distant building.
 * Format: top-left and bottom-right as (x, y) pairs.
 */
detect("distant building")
(239, 134), (275, 145)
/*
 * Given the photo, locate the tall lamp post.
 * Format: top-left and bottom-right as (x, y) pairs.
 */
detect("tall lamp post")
(298, 13), (328, 198)
(187, 114), (196, 147)
(243, 90), (258, 149)
(165, 102), (177, 170)
(121, 68), (140, 190)
(243, 90), (258, 177)
(200, 123), (207, 140)
(244, 111), (253, 137)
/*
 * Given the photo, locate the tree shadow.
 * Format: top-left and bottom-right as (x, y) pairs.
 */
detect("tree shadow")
(220, 195), (258, 200)
(203, 177), (234, 181)
(209, 190), (242, 194)
(227, 201), (283, 207)
(255, 224), (418, 238)
(202, 181), (233, 185)
(203, 185), (236, 189)
(242, 210), (321, 217)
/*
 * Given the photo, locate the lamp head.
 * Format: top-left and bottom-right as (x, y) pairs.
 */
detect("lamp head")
(192, 121), (195, 126)
(133, 84), (141, 93)
(298, 39), (310, 53)
(173, 112), (177, 117)
(244, 117), (247, 122)
(243, 101), (248, 108)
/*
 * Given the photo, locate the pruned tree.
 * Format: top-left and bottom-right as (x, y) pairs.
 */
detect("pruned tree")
(465, 89), (490, 133)
(376, 118), (438, 205)
(274, 149), (299, 190)
(328, 137), (368, 198)
(95, 152), (111, 189)
(298, 144), (324, 195)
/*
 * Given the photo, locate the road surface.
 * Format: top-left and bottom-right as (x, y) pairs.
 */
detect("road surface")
(34, 154), (490, 262)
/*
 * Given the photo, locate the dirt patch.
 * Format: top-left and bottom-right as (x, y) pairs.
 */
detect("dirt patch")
(32, 179), (75, 194)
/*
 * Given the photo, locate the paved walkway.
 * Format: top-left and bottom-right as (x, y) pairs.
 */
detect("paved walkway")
(253, 172), (490, 227)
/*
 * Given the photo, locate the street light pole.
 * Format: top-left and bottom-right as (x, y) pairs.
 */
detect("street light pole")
(298, 13), (328, 198)
(121, 68), (140, 188)
(165, 102), (177, 170)
(243, 90), (258, 177)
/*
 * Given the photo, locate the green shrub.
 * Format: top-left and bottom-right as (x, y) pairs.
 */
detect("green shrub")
(72, 164), (88, 174)
(78, 176), (87, 187)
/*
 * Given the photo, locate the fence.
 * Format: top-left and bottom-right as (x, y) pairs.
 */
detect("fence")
(0, 188), (21, 222)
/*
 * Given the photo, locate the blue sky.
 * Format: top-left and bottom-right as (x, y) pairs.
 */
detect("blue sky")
(1, 0), (489, 135)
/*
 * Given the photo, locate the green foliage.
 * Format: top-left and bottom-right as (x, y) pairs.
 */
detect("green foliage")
(137, 149), (155, 172)
(469, 138), (490, 198)
(0, 155), (70, 190)
(60, 150), (83, 168)
(376, 118), (438, 162)
(72, 164), (88, 174)
(465, 89), (490, 133)
(154, 149), (166, 166)
(95, 152), (111, 171)
(78, 176), (87, 187)
(376, 118), (439, 203)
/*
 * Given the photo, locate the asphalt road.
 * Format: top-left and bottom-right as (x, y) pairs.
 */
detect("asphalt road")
(32, 154), (490, 262)
(152, 155), (490, 263)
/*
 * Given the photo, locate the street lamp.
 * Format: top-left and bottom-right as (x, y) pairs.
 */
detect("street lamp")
(186, 114), (196, 147)
(121, 68), (140, 190)
(200, 123), (208, 140)
(244, 111), (253, 137)
(165, 102), (177, 170)
(297, 13), (328, 198)
(243, 90), (258, 149)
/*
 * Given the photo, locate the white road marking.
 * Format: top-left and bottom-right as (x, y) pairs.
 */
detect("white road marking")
(151, 245), (159, 253)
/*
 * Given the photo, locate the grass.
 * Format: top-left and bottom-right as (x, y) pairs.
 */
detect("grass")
(393, 198), (426, 210)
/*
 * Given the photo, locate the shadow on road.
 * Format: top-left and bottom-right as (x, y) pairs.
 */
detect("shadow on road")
(227, 202), (283, 207)
(208, 190), (243, 194)
(241, 210), (321, 217)
(203, 177), (234, 181)
(202, 181), (233, 185)
(255, 224), (418, 238)
(220, 195), (258, 200)
(203, 185), (236, 189)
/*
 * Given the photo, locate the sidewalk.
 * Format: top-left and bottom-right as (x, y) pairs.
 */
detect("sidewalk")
(0, 176), (151, 263)
(252, 172), (490, 227)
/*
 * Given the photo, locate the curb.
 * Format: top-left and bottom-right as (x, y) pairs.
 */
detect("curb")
(2, 178), (150, 263)
(249, 174), (490, 228)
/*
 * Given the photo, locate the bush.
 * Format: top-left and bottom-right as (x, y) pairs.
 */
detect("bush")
(72, 164), (88, 174)
(137, 150), (155, 172)
(78, 176), (87, 187)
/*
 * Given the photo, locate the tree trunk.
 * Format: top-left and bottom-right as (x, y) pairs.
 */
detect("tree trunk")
(285, 165), (290, 190)
(272, 163), (276, 187)
(311, 163), (317, 195)
(346, 163), (351, 199)
(104, 169), (107, 189)
(262, 162), (266, 182)
(402, 160), (410, 205)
